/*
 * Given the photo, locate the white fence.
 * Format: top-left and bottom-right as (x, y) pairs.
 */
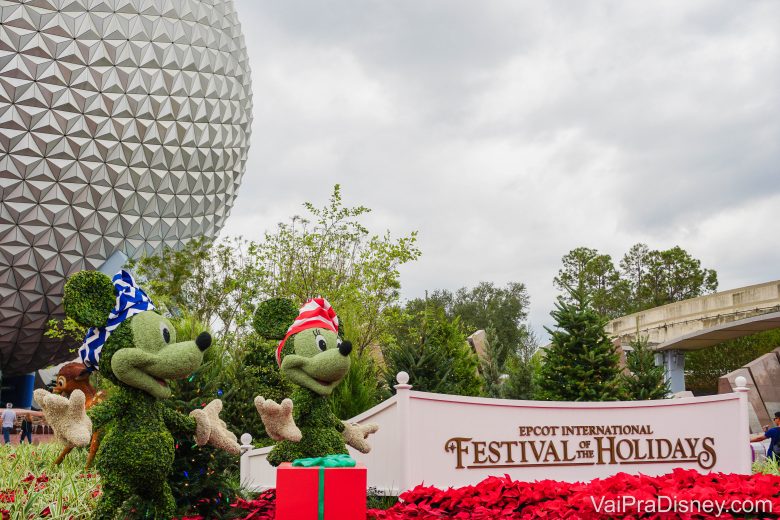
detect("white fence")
(240, 373), (752, 494)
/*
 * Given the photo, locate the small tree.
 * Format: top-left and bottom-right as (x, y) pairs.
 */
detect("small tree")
(382, 306), (483, 396)
(536, 286), (623, 401)
(621, 336), (669, 400)
(479, 328), (505, 398)
(165, 316), (239, 519)
(501, 330), (539, 400)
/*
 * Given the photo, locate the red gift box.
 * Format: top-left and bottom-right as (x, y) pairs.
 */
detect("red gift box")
(276, 462), (367, 520)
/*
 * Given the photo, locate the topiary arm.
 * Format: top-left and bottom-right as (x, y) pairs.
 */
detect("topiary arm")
(188, 400), (240, 454)
(341, 421), (379, 454)
(160, 406), (196, 436)
(254, 397), (302, 442)
(34, 389), (92, 447)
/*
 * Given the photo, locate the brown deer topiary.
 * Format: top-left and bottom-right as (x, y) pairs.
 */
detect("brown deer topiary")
(52, 362), (105, 468)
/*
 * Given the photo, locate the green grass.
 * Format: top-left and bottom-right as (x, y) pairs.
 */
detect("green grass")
(0, 443), (101, 519)
(753, 456), (780, 475)
(366, 487), (398, 510)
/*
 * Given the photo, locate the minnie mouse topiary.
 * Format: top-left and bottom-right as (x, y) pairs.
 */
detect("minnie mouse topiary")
(254, 298), (379, 465)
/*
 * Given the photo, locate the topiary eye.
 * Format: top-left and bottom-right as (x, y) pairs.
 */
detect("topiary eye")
(315, 334), (327, 351)
(160, 323), (171, 344)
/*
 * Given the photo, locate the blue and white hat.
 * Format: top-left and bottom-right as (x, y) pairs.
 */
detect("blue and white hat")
(78, 269), (155, 371)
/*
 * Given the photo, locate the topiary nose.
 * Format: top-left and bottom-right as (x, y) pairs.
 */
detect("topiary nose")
(196, 332), (212, 352)
(339, 340), (352, 357)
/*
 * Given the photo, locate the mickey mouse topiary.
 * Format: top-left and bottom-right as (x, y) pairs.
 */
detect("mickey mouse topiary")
(35, 270), (239, 520)
(254, 298), (379, 465)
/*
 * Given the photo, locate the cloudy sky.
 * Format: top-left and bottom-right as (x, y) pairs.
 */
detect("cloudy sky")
(223, 0), (780, 339)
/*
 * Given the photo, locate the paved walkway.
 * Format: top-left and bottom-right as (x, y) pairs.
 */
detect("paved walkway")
(1, 432), (56, 446)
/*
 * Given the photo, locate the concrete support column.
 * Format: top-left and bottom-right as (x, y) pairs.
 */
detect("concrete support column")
(656, 350), (685, 394)
(98, 250), (129, 276)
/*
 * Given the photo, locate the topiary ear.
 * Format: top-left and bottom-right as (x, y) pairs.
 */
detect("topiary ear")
(63, 271), (116, 328)
(253, 298), (298, 340)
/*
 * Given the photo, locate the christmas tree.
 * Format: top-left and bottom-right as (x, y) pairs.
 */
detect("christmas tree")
(166, 318), (241, 519)
(537, 285), (623, 401)
(621, 335), (670, 400)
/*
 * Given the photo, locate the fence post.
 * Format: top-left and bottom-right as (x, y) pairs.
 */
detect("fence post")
(734, 376), (751, 473)
(239, 433), (254, 488)
(394, 371), (413, 493)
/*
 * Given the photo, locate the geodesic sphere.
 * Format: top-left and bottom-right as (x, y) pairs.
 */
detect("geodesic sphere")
(0, 0), (252, 375)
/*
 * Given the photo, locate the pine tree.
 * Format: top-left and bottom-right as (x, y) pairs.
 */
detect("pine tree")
(621, 336), (669, 399)
(536, 285), (623, 401)
(383, 306), (483, 396)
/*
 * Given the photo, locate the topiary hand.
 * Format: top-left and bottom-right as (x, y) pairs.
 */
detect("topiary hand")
(341, 421), (379, 453)
(33, 389), (92, 447)
(254, 396), (302, 442)
(189, 399), (240, 455)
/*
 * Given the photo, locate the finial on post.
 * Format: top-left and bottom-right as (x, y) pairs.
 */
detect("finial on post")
(734, 376), (748, 392)
(239, 433), (253, 454)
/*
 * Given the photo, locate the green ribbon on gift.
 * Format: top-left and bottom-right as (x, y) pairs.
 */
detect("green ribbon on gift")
(292, 454), (356, 520)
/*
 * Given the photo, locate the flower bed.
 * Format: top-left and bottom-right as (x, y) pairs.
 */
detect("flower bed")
(0, 444), (100, 519)
(369, 470), (780, 519)
(6, 443), (780, 519)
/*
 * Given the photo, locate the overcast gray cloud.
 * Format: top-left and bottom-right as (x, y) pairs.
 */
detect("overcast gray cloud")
(223, 0), (780, 338)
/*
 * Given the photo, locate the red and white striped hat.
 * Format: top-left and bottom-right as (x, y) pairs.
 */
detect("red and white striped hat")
(276, 298), (339, 365)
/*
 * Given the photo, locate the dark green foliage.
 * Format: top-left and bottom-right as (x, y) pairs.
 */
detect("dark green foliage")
(165, 316), (241, 519)
(554, 247), (629, 319)
(166, 371), (240, 519)
(621, 336), (670, 400)
(405, 282), (531, 369)
(536, 286), (623, 401)
(367, 489), (399, 510)
(479, 328), (505, 398)
(63, 270), (116, 328)
(382, 305), (483, 396)
(501, 349), (537, 400)
(219, 335), (293, 442)
(267, 387), (347, 466)
(253, 299), (298, 340)
(555, 244), (718, 319)
(89, 387), (183, 520)
(330, 349), (388, 420)
(686, 330), (780, 394)
(404, 283), (535, 398)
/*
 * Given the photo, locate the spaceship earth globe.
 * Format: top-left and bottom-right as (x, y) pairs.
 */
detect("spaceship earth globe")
(0, 0), (252, 375)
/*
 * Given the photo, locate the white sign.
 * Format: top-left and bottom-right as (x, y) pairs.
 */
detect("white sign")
(240, 375), (751, 494)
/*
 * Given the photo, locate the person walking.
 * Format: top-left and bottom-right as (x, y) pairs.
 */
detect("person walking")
(19, 413), (33, 444)
(1, 403), (16, 445)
